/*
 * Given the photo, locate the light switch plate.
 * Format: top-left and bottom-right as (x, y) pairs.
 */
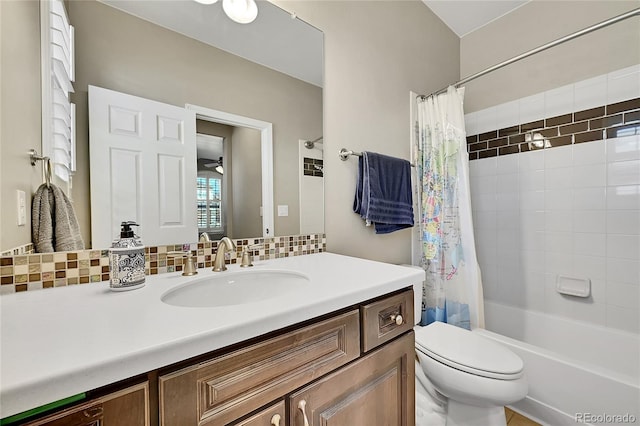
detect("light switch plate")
(277, 205), (289, 217)
(17, 190), (26, 226)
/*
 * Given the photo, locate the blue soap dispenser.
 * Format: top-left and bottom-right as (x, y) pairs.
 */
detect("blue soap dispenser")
(109, 221), (146, 291)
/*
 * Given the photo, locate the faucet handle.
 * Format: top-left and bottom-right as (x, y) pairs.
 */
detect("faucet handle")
(240, 248), (254, 268)
(167, 251), (198, 276)
(239, 244), (262, 268)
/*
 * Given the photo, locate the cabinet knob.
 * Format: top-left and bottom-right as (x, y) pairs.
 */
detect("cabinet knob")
(298, 399), (310, 426)
(270, 413), (281, 426)
(391, 314), (403, 325)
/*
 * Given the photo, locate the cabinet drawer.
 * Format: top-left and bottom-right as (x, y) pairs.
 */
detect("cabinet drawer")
(159, 310), (360, 426)
(24, 382), (149, 426)
(361, 289), (413, 352)
(232, 400), (285, 426)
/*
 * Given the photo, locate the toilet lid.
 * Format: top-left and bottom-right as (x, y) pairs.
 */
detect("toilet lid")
(415, 322), (524, 380)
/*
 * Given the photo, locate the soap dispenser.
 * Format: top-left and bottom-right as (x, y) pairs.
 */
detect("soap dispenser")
(109, 221), (146, 291)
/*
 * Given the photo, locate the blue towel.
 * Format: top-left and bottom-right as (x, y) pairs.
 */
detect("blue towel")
(353, 151), (414, 234)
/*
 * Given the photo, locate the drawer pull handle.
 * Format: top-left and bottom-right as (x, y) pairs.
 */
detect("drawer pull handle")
(271, 413), (281, 426)
(298, 399), (310, 426)
(391, 314), (403, 325)
(83, 406), (103, 418)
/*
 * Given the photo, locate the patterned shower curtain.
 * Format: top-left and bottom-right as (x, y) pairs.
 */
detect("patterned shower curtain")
(414, 86), (484, 330)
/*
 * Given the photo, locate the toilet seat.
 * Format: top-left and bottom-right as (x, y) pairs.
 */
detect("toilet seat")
(415, 322), (524, 380)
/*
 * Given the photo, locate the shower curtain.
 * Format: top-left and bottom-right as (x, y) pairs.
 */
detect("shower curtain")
(414, 86), (484, 330)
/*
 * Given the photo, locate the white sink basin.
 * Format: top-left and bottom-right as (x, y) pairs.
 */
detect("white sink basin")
(161, 270), (310, 308)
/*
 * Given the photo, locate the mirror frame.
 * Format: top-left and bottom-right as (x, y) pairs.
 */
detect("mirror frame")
(186, 103), (274, 238)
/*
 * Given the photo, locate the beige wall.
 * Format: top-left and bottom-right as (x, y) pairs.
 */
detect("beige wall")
(68, 0), (322, 247)
(0, 0), (44, 251)
(461, 1), (640, 112)
(197, 121), (235, 237)
(231, 127), (263, 238)
(272, 0), (460, 264)
(2, 0), (460, 265)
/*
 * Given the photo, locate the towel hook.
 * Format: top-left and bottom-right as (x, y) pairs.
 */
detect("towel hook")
(29, 149), (52, 188)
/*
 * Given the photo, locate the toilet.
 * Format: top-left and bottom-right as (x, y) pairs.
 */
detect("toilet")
(412, 288), (528, 425)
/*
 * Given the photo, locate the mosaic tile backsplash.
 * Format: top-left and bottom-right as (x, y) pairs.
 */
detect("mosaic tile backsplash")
(0, 234), (326, 294)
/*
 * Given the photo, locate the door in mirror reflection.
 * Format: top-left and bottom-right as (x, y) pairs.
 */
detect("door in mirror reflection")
(88, 85), (198, 248)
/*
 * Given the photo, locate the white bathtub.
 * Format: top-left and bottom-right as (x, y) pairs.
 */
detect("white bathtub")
(475, 301), (640, 426)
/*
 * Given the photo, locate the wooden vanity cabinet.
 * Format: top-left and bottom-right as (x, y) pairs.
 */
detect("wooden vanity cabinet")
(159, 288), (415, 426)
(15, 288), (414, 426)
(23, 382), (149, 426)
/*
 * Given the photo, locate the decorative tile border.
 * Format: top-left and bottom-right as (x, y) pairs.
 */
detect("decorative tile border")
(0, 234), (326, 294)
(0, 243), (34, 257)
(467, 98), (640, 160)
(303, 157), (324, 177)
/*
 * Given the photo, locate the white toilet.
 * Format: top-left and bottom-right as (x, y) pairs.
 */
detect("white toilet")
(412, 291), (528, 425)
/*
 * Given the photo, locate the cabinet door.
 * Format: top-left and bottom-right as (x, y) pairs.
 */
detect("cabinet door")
(232, 401), (286, 426)
(24, 382), (149, 426)
(289, 332), (415, 426)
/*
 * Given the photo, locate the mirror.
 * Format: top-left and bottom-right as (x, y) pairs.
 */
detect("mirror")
(1, 0), (323, 253)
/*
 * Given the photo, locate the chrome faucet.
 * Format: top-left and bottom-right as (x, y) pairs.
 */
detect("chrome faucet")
(213, 237), (236, 272)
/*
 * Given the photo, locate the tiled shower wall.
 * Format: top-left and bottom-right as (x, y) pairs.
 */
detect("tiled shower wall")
(467, 65), (640, 334)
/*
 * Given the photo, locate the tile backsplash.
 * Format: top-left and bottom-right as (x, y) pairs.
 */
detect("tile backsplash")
(0, 234), (326, 294)
(1, 243), (34, 257)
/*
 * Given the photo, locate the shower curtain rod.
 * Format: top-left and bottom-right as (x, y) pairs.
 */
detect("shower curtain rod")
(419, 7), (640, 100)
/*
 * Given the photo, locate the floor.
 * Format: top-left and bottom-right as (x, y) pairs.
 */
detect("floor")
(505, 408), (542, 426)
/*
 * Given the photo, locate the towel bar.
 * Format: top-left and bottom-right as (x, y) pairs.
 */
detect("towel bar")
(339, 148), (415, 167)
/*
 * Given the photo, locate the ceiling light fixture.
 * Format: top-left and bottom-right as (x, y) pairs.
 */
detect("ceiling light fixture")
(222, 0), (258, 24)
(195, 0), (258, 24)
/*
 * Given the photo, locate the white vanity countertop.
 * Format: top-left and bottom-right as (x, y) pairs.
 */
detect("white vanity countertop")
(0, 252), (424, 418)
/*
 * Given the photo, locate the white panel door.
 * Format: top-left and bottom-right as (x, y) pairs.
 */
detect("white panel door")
(89, 85), (197, 248)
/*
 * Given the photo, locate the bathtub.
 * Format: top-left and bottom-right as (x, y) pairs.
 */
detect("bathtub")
(475, 301), (639, 426)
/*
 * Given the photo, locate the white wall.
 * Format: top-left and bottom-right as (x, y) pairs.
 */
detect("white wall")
(299, 140), (324, 234)
(469, 67), (640, 334)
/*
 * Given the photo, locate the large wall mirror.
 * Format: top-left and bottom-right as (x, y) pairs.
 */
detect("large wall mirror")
(0, 0), (324, 253)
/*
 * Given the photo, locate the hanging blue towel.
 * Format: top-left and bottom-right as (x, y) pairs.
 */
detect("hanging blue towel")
(353, 151), (414, 234)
